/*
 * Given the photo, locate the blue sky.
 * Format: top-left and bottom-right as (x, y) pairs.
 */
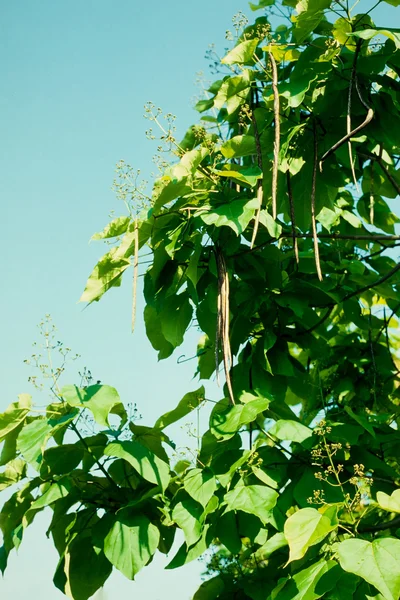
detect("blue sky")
(1, 0), (398, 598)
(0, 1), (244, 598)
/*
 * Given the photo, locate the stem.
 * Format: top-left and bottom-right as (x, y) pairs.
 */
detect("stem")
(131, 217), (139, 333)
(319, 78), (374, 168)
(322, 435), (354, 521)
(70, 421), (119, 489)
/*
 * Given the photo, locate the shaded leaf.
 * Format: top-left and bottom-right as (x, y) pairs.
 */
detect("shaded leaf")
(284, 507), (338, 563)
(224, 484), (278, 525)
(184, 468), (217, 507)
(377, 489), (400, 514)
(91, 216), (131, 240)
(101, 515), (159, 580)
(61, 384), (126, 428)
(222, 39), (259, 65)
(338, 538), (400, 600)
(104, 440), (170, 490)
(154, 385), (205, 429)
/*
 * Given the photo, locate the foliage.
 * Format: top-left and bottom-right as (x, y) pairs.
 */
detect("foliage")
(2, 0), (400, 598)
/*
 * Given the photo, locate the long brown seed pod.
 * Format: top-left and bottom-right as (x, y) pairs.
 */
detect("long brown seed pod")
(347, 43), (361, 191)
(250, 95), (264, 250)
(370, 159), (375, 225)
(216, 249), (235, 405)
(312, 122), (323, 281)
(286, 171), (299, 264)
(131, 217), (139, 333)
(269, 51), (280, 220)
(347, 72), (358, 191)
(250, 181), (263, 249)
(215, 289), (222, 386)
(320, 76), (373, 170)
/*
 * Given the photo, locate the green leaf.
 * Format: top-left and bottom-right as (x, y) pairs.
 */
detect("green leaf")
(254, 532), (288, 561)
(200, 197), (259, 236)
(159, 294), (193, 349)
(284, 507), (338, 563)
(32, 479), (71, 510)
(221, 135), (256, 159)
(211, 398), (270, 441)
(193, 577), (225, 599)
(144, 305), (174, 360)
(338, 538), (400, 600)
(195, 98), (215, 113)
(166, 523), (213, 569)
(101, 514), (159, 580)
(216, 511), (242, 554)
(259, 209), (282, 238)
(214, 70), (254, 114)
(349, 29), (400, 49)
(0, 482), (35, 571)
(172, 494), (204, 547)
(293, 0), (332, 43)
(323, 569), (359, 600)
(273, 559), (337, 600)
(80, 248), (131, 303)
(221, 39), (259, 65)
(377, 489), (400, 514)
(0, 459), (27, 491)
(0, 395), (32, 442)
(40, 444), (83, 477)
(171, 147), (209, 180)
(61, 384), (126, 428)
(104, 440), (170, 490)
(317, 207), (341, 232)
(184, 468), (217, 507)
(224, 484), (278, 525)
(152, 177), (192, 214)
(279, 71), (320, 108)
(57, 534), (112, 600)
(268, 420), (312, 444)
(91, 216), (131, 240)
(344, 406), (375, 438)
(212, 165), (262, 187)
(129, 423), (172, 462)
(17, 418), (54, 470)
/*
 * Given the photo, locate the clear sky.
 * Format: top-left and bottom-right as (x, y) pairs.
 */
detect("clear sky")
(0, 1), (244, 598)
(1, 0), (398, 598)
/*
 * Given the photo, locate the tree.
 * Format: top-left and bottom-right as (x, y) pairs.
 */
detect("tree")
(2, 0), (400, 598)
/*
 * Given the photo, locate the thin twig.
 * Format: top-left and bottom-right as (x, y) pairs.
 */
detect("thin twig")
(286, 171), (299, 263)
(359, 515), (400, 533)
(312, 121), (323, 281)
(294, 306), (335, 336)
(358, 150), (400, 197)
(342, 262), (400, 302)
(131, 218), (139, 333)
(375, 302), (400, 343)
(319, 78), (374, 169)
